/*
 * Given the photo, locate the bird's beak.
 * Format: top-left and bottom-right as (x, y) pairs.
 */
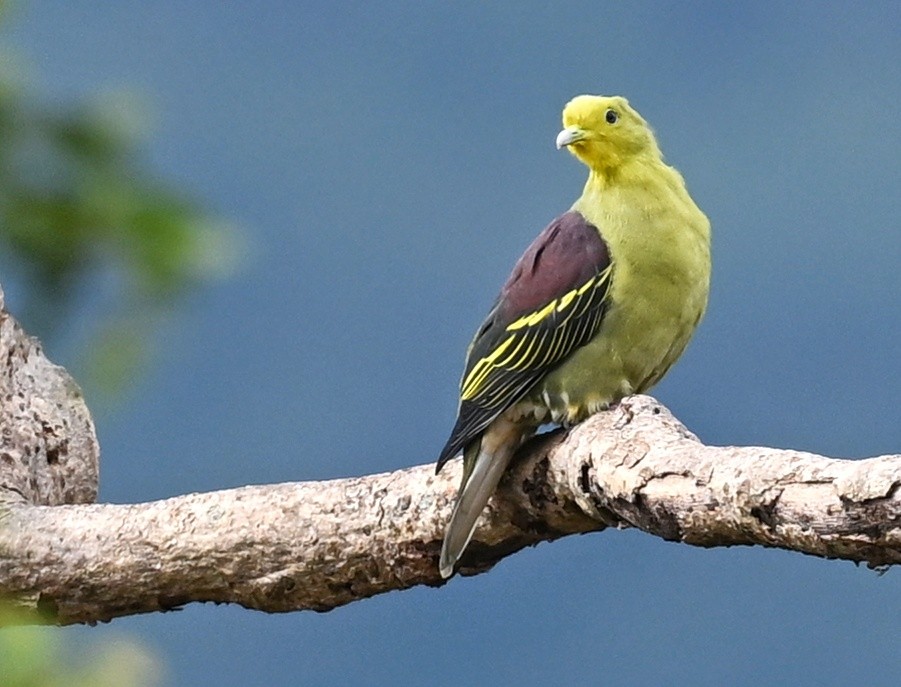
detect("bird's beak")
(556, 126), (585, 149)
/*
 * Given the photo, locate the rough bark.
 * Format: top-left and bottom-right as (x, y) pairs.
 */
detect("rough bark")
(0, 286), (99, 507)
(0, 285), (898, 626)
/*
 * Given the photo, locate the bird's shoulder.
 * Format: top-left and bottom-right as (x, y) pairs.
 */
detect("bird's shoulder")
(479, 210), (610, 338)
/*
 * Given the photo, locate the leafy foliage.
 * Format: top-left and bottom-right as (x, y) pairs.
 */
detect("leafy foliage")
(0, 607), (159, 687)
(0, 42), (236, 395)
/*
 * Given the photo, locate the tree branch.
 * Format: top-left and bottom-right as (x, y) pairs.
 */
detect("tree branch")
(0, 286), (899, 626)
(0, 286), (98, 507)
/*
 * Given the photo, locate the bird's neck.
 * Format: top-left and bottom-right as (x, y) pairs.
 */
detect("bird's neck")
(584, 153), (662, 192)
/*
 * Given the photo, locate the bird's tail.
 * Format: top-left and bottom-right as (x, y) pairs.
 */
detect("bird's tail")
(438, 440), (517, 579)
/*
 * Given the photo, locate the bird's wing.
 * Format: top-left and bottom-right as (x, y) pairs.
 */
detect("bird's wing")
(436, 211), (612, 471)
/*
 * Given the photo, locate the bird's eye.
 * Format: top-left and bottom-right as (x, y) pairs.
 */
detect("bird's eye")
(605, 109), (618, 124)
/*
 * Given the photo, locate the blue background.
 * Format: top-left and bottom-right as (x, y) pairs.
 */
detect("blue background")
(4, 2), (900, 685)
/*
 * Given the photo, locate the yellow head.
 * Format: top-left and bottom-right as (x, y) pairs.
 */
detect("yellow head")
(556, 95), (660, 172)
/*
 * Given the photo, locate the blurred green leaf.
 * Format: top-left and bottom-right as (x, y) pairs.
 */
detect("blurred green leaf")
(0, 608), (160, 687)
(0, 25), (238, 398)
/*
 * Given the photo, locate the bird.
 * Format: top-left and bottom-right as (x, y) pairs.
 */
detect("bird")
(434, 94), (711, 579)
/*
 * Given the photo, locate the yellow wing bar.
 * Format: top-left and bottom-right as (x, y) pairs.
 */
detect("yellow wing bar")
(504, 275), (599, 331)
(459, 266), (611, 405)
